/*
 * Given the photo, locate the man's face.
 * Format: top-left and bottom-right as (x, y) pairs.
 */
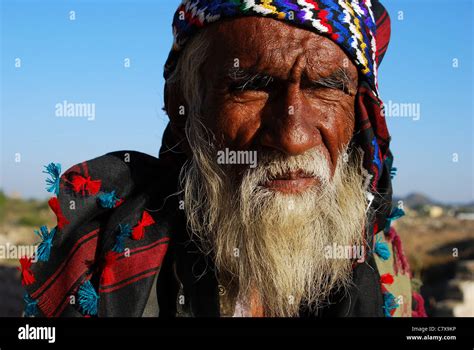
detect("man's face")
(201, 17), (358, 193)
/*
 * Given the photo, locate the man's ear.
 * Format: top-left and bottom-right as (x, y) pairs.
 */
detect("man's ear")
(164, 82), (191, 155)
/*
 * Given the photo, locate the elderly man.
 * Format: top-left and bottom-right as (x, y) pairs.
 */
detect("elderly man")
(22, 0), (425, 318)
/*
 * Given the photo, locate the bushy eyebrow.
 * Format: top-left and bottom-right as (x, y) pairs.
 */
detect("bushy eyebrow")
(308, 67), (355, 94)
(227, 66), (274, 90)
(227, 66), (269, 81)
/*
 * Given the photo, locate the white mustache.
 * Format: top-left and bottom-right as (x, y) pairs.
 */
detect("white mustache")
(245, 149), (332, 185)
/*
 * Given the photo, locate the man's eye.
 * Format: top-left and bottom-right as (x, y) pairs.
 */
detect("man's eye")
(230, 75), (274, 92)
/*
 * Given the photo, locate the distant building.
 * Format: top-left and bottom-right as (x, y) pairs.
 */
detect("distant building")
(428, 206), (444, 218)
(456, 212), (474, 221)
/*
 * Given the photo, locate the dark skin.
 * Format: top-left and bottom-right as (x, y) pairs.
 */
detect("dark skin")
(167, 17), (358, 194)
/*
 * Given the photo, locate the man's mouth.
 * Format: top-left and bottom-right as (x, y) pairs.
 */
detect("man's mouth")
(261, 170), (318, 194)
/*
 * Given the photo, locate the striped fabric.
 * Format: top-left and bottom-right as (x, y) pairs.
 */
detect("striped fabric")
(23, 152), (175, 317)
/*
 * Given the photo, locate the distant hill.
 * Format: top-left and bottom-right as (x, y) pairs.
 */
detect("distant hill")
(393, 192), (439, 208)
(393, 192), (474, 211)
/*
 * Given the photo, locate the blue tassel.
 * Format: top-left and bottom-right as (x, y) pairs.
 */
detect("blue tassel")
(389, 207), (405, 221)
(98, 190), (120, 208)
(78, 280), (99, 316)
(112, 223), (132, 253)
(35, 226), (56, 262)
(390, 167), (397, 179)
(382, 291), (399, 317)
(385, 207), (405, 231)
(24, 293), (39, 317)
(374, 236), (390, 260)
(43, 163), (61, 195)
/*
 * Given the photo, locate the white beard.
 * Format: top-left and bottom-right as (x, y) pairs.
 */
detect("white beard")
(182, 145), (369, 317)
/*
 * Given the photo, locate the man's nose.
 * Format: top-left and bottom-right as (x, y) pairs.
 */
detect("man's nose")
(259, 84), (322, 156)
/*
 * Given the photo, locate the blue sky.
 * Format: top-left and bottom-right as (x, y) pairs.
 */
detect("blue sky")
(1, 0), (472, 203)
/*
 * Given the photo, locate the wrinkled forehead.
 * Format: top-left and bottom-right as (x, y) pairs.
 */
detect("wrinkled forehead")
(203, 17), (357, 81)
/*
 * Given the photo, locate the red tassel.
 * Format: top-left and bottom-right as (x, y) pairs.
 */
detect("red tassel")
(380, 273), (394, 285)
(48, 197), (69, 229)
(18, 257), (35, 286)
(100, 251), (119, 285)
(70, 175), (101, 196)
(412, 292), (427, 317)
(131, 211), (155, 240)
(387, 227), (410, 275)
